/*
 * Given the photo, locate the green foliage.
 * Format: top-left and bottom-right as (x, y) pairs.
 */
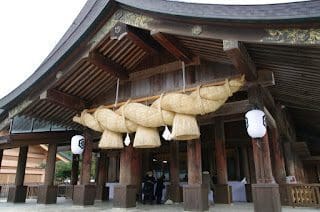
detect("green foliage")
(55, 161), (72, 182)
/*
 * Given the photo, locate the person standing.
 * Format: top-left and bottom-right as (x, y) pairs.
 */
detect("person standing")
(155, 175), (165, 204)
(143, 171), (156, 204)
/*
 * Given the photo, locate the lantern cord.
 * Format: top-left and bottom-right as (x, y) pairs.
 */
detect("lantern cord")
(114, 78), (120, 108)
(256, 139), (261, 149)
(182, 61), (186, 93)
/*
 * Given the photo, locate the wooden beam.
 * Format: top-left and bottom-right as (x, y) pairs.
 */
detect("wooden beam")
(40, 89), (86, 111)
(214, 117), (228, 184)
(151, 31), (192, 63)
(111, 22), (158, 55)
(199, 100), (250, 123)
(129, 57), (200, 81)
(223, 40), (257, 81)
(88, 51), (128, 80)
(0, 131), (77, 149)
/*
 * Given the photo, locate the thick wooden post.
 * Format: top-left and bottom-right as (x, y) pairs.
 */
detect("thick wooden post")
(214, 117), (232, 204)
(249, 84), (281, 212)
(7, 146), (28, 203)
(242, 146), (253, 202)
(269, 127), (286, 184)
(73, 130), (96, 206)
(183, 139), (208, 211)
(114, 144), (140, 208)
(235, 147), (241, 180)
(71, 154), (79, 185)
(283, 142), (295, 177)
(38, 144), (58, 204)
(96, 152), (109, 201)
(169, 141), (182, 202)
(108, 154), (118, 182)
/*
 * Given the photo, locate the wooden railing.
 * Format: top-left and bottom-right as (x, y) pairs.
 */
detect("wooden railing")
(287, 184), (320, 208)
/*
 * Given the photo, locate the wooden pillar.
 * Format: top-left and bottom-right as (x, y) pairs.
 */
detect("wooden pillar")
(114, 144), (140, 208)
(169, 141), (182, 202)
(71, 154), (79, 185)
(269, 127), (286, 184)
(183, 139), (208, 211)
(7, 146), (28, 203)
(235, 147), (241, 180)
(283, 142), (295, 177)
(108, 154), (118, 182)
(96, 152), (109, 201)
(214, 117), (232, 204)
(248, 146), (256, 184)
(249, 84), (281, 212)
(38, 144), (58, 204)
(73, 130), (96, 205)
(242, 146), (253, 202)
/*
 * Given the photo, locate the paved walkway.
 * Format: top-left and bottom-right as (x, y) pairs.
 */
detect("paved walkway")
(0, 198), (318, 211)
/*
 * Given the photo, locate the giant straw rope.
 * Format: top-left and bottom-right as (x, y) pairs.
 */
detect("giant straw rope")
(73, 76), (245, 149)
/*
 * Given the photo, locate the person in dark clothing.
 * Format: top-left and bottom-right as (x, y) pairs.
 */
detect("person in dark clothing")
(143, 171), (156, 204)
(155, 175), (165, 204)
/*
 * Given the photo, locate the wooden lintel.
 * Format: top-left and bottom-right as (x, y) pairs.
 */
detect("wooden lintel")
(151, 31), (192, 63)
(40, 89), (86, 111)
(89, 51), (128, 80)
(0, 131), (77, 149)
(129, 56), (200, 81)
(198, 100), (250, 124)
(223, 40), (257, 81)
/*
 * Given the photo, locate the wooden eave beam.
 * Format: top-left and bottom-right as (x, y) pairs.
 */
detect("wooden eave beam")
(151, 31), (193, 63)
(223, 40), (257, 81)
(0, 131), (77, 149)
(111, 22), (158, 55)
(40, 89), (86, 111)
(89, 51), (128, 80)
(198, 100), (250, 125)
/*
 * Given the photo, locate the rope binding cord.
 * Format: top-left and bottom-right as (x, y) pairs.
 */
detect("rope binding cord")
(182, 61), (186, 93)
(114, 78), (120, 110)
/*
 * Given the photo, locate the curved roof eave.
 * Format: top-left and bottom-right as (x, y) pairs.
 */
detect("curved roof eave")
(117, 0), (320, 23)
(1, 0), (320, 113)
(0, 0), (114, 111)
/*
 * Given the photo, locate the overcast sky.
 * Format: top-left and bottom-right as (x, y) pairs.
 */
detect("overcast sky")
(0, 0), (306, 99)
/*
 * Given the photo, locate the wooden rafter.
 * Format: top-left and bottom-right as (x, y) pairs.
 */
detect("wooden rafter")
(223, 40), (257, 81)
(111, 22), (158, 55)
(40, 89), (86, 111)
(151, 31), (192, 63)
(88, 51), (129, 80)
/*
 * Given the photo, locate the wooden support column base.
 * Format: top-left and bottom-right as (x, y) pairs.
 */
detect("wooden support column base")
(245, 184), (253, 202)
(183, 184), (209, 211)
(252, 183), (281, 212)
(279, 184), (290, 206)
(215, 184), (232, 204)
(65, 185), (74, 199)
(73, 185), (96, 205)
(168, 184), (182, 202)
(37, 185), (58, 204)
(95, 185), (109, 201)
(7, 185), (27, 203)
(113, 185), (137, 208)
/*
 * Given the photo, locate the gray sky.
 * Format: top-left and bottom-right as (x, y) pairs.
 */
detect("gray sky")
(0, 0), (306, 99)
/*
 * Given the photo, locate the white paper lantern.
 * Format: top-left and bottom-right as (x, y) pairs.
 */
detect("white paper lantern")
(71, 135), (85, 154)
(245, 109), (267, 138)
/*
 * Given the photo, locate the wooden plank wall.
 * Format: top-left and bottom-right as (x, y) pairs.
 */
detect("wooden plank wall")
(93, 60), (238, 106)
